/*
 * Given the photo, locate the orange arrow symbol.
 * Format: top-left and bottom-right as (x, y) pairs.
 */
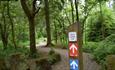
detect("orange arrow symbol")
(70, 44), (78, 53)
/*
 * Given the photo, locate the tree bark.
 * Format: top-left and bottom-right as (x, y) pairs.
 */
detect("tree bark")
(75, 0), (79, 22)
(29, 17), (36, 54)
(0, 5), (8, 49)
(99, 2), (105, 40)
(20, 0), (40, 54)
(20, 0), (35, 54)
(44, 0), (51, 47)
(54, 21), (57, 44)
(70, 0), (74, 23)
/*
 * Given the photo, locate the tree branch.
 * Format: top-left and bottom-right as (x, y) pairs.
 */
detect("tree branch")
(82, 2), (97, 24)
(33, 7), (41, 16)
(33, 0), (36, 14)
(33, 0), (41, 16)
(20, 0), (32, 18)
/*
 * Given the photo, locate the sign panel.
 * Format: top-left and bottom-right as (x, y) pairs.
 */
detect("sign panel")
(69, 43), (79, 57)
(70, 59), (79, 70)
(68, 32), (77, 42)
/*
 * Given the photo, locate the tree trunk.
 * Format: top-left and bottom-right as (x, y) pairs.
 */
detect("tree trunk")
(44, 0), (51, 47)
(99, 2), (105, 40)
(20, 0), (41, 54)
(0, 25), (8, 49)
(7, 2), (17, 48)
(70, 0), (74, 23)
(54, 21), (57, 44)
(29, 17), (36, 54)
(0, 5), (8, 49)
(75, 0), (79, 21)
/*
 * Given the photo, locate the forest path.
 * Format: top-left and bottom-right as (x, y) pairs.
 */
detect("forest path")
(36, 43), (101, 70)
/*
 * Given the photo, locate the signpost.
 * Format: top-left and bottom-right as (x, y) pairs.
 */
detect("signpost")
(68, 22), (83, 70)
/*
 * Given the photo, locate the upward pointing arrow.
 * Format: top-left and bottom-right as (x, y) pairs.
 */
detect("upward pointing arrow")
(70, 44), (78, 53)
(70, 61), (78, 69)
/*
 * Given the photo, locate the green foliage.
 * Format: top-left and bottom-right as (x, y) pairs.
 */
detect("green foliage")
(83, 42), (98, 53)
(88, 17), (110, 41)
(48, 49), (61, 65)
(84, 34), (115, 69)
(49, 49), (55, 55)
(0, 46), (29, 59)
(36, 57), (52, 70)
(86, 6), (115, 42)
(92, 34), (115, 69)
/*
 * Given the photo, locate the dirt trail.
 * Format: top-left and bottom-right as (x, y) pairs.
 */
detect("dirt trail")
(37, 46), (101, 70)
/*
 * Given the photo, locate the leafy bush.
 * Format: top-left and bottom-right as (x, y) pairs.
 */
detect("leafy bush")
(0, 47), (29, 59)
(36, 57), (52, 70)
(48, 49), (61, 65)
(92, 34), (115, 69)
(84, 34), (115, 69)
(83, 42), (98, 53)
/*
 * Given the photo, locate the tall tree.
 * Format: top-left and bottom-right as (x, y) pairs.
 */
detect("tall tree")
(44, 0), (51, 47)
(98, 0), (109, 39)
(0, 3), (9, 49)
(75, 0), (79, 21)
(7, 1), (17, 48)
(70, 0), (74, 23)
(20, 0), (40, 54)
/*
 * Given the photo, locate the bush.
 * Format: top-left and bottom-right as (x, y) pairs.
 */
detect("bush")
(36, 57), (52, 70)
(0, 47), (29, 59)
(83, 42), (98, 53)
(49, 49), (55, 55)
(48, 49), (61, 65)
(92, 34), (115, 69)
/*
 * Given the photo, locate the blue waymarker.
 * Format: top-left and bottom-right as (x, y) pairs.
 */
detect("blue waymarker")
(70, 59), (79, 70)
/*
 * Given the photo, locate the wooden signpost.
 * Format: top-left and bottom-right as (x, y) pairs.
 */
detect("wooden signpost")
(68, 22), (83, 70)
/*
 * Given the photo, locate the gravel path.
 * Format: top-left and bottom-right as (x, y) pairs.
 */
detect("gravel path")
(37, 46), (101, 70)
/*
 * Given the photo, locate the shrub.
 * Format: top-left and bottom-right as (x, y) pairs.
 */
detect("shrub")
(36, 57), (52, 70)
(92, 34), (115, 69)
(0, 47), (29, 59)
(48, 49), (61, 65)
(83, 42), (98, 53)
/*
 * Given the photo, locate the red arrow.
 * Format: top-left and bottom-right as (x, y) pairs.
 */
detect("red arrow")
(70, 44), (78, 53)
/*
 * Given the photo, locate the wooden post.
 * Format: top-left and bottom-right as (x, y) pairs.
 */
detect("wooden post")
(68, 22), (83, 70)
(77, 22), (83, 70)
(75, 0), (84, 69)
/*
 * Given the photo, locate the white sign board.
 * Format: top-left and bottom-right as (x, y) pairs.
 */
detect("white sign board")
(68, 32), (77, 41)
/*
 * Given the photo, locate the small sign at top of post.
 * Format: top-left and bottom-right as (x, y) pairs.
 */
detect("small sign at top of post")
(68, 32), (77, 42)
